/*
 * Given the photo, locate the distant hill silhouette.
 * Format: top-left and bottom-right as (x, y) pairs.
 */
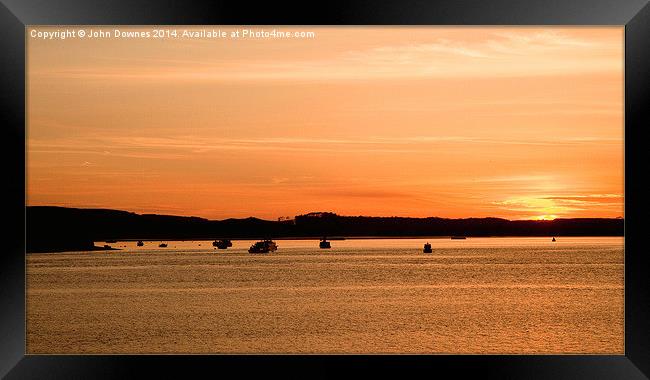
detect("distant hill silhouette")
(26, 206), (624, 252)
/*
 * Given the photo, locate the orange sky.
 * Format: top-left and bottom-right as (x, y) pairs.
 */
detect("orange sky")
(27, 27), (624, 220)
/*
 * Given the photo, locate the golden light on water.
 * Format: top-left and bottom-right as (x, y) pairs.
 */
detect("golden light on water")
(27, 237), (625, 354)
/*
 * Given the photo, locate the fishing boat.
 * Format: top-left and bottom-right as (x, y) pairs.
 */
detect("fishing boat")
(552, 237), (556, 242)
(319, 237), (331, 249)
(213, 239), (233, 249)
(249, 240), (277, 254)
(137, 240), (144, 247)
(159, 243), (168, 248)
(451, 236), (467, 240)
(423, 242), (432, 253)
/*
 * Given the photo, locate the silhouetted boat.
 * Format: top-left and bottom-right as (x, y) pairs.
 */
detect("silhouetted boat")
(103, 244), (112, 249)
(319, 237), (331, 249)
(137, 240), (144, 247)
(423, 242), (432, 253)
(159, 243), (168, 248)
(213, 239), (233, 249)
(552, 237), (556, 242)
(266, 240), (278, 251)
(249, 240), (277, 254)
(451, 236), (467, 240)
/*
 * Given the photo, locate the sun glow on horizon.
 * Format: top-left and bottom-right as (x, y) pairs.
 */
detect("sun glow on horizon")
(533, 215), (559, 221)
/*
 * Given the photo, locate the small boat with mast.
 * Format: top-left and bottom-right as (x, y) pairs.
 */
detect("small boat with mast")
(423, 242), (432, 253)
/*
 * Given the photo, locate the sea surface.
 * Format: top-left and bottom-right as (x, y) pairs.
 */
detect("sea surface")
(26, 237), (624, 354)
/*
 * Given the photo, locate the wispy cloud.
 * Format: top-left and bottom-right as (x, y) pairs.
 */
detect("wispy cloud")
(363, 39), (489, 58)
(103, 135), (584, 150)
(541, 194), (624, 205)
(486, 30), (599, 54)
(28, 133), (623, 159)
(31, 30), (621, 82)
(492, 193), (623, 219)
(309, 188), (413, 200)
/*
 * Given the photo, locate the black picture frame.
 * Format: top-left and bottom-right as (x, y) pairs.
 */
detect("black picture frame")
(2, 0), (648, 378)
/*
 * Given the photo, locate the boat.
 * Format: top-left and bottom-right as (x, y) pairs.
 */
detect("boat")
(451, 236), (467, 240)
(319, 237), (331, 249)
(213, 239), (233, 249)
(423, 242), (432, 253)
(103, 244), (112, 249)
(552, 237), (556, 242)
(159, 243), (168, 248)
(265, 240), (278, 251)
(137, 240), (144, 247)
(249, 240), (277, 254)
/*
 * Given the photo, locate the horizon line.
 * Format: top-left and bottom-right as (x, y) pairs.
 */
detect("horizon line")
(26, 205), (625, 223)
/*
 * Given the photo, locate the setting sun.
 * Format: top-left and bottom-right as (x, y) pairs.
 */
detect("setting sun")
(534, 215), (559, 221)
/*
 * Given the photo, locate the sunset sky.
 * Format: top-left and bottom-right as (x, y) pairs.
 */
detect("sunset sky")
(27, 27), (624, 220)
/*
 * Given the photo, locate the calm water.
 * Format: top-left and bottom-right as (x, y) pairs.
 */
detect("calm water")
(27, 237), (624, 354)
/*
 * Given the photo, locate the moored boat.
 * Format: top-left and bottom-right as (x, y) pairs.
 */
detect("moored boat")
(159, 243), (168, 248)
(249, 240), (277, 254)
(265, 240), (278, 252)
(319, 237), (331, 249)
(137, 240), (144, 247)
(423, 242), (432, 253)
(213, 239), (233, 249)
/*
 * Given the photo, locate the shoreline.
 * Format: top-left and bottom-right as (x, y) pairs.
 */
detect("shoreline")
(101, 235), (624, 242)
(27, 245), (118, 254)
(25, 236), (624, 254)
